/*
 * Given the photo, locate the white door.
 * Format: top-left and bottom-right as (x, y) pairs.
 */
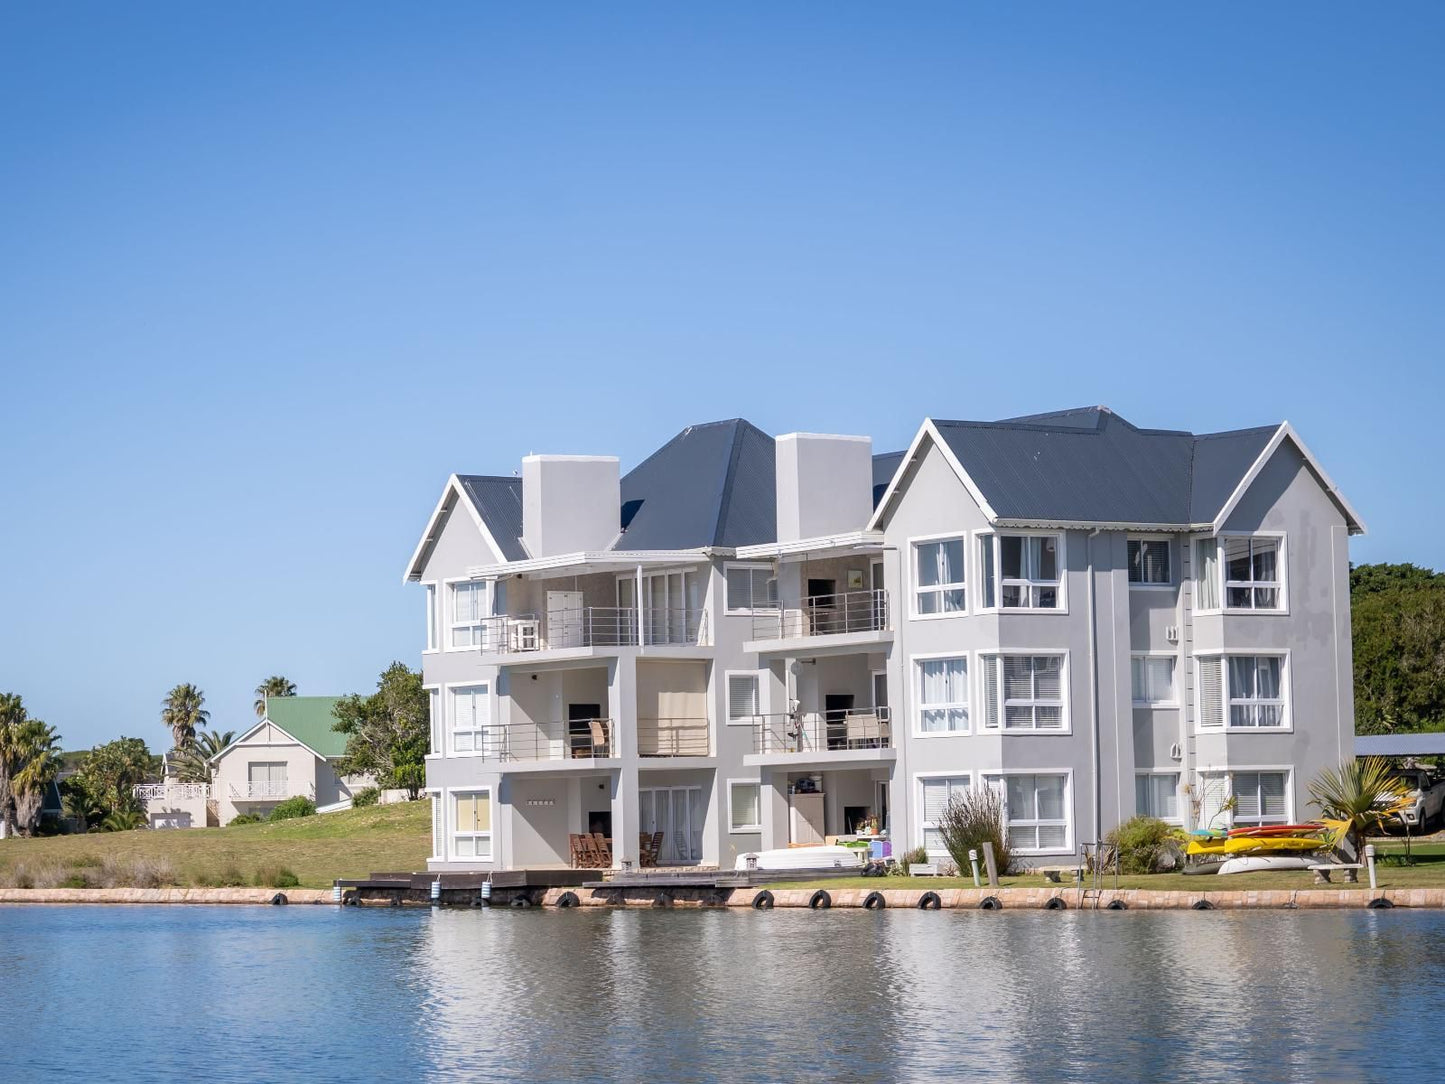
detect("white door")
(547, 590), (584, 648)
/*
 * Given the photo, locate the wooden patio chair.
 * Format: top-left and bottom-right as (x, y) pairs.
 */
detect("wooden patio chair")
(568, 833), (586, 867)
(578, 833), (604, 868)
(650, 831), (664, 866)
(639, 832), (655, 867)
(592, 832), (612, 867)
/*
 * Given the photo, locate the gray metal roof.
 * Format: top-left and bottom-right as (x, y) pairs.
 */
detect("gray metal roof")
(456, 475), (527, 561)
(616, 419), (777, 550)
(1355, 734), (1445, 757)
(930, 407), (1278, 526)
(872, 451), (904, 508)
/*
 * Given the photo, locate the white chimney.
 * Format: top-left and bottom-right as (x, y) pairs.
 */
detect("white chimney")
(775, 433), (873, 543)
(522, 455), (620, 558)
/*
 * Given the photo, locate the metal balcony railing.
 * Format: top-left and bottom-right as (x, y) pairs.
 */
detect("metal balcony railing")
(461, 719), (615, 761)
(472, 607), (709, 654)
(134, 783), (210, 803)
(750, 707), (892, 755)
(750, 590), (890, 641)
(637, 717), (710, 757)
(229, 781), (316, 801)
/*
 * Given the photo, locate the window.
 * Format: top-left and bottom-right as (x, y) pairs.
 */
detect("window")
(1131, 656), (1176, 705)
(981, 534), (1062, 609)
(429, 793), (443, 858)
(728, 781), (761, 832)
(992, 773), (1069, 852)
(916, 657), (969, 733)
(449, 581), (489, 648)
(1196, 655), (1286, 729)
(449, 684), (492, 753)
(427, 687), (441, 755)
(920, 775), (971, 854)
(980, 654), (1066, 730)
(726, 565), (778, 612)
(1231, 771), (1289, 827)
(452, 790), (492, 859)
(425, 584), (438, 650)
(1127, 539), (1171, 585)
(247, 762), (287, 798)
(726, 673), (761, 725)
(913, 537), (966, 615)
(1194, 536), (1284, 611)
(1135, 773), (1181, 822)
(1224, 537), (1281, 610)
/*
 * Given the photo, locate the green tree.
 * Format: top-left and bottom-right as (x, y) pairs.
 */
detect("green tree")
(1351, 563), (1445, 734)
(0, 692), (28, 836)
(67, 737), (157, 826)
(254, 675), (297, 718)
(1308, 756), (1410, 860)
(0, 694), (63, 837)
(332, 663), (428, 800)
(170, 729), (235, 784)
(161, 684), (209, 751)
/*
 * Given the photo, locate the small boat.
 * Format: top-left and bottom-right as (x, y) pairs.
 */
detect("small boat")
(1183, 860), (1228, 876)
(1186, 837), (1229, 856)
(1222, 835), (1326, 854)
(733, 846), (867, 872)
(1217, 855), (1316, 876)
(1226, 823), (1327, 838)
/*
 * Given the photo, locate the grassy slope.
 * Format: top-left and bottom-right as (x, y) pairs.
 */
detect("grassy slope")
(0, 801), (431, 889)
(768, 841), (1445, 894)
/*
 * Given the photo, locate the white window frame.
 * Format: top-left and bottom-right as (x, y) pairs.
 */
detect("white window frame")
(423, 684), (441, 757)
(1198, 767), (1293, 829)
(725, 670), (763, 726)
(916, 772), (972, 857)
(911, 651), (971, 736)
(983, 770), (1073, 855)
(1134, 771), (1182, 824)
(1130, 653), (1178, 707)
(909, 532), (968, 619)
(977, 530), (1067, 613)
(426, 788), (443, 859)
(445, 682), (493, 756)
(423, 582), (439, 652)
(1126, 536), (1173, 589)
(1194, 651), (1291, 732)
(1193, 533), (1288, 615)
(979, 652), (1070, 733)
(445, 578), (491, 651)
(446, 786), (493, 861)
(724, 563), (778, 614)
(727, 779), (762, 833)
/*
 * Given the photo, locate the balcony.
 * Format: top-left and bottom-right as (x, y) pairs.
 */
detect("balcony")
(638, 717), (710, 758)
(472, 607), (709, 656)
(449, 719), (617, 763)
(229, 781), (316, 802)
(748, 590), (890, 645)
(749, 707), (893, 756)
(134, 783), (211, 803)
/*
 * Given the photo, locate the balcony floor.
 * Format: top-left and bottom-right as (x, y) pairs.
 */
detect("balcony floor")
(743, 747), (897, 770)
(744, 629), (894, 657)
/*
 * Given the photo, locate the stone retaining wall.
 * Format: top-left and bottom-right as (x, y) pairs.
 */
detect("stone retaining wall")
(0, 887), (333, 905)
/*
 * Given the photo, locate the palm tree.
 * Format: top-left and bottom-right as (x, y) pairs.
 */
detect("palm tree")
(1308, 756), (1410, 860)
(254, 676), (297, 718)
(10, 720), (62, 836)
(0, 692), (31, 836)
(171, 729), (235, 784)
(161, 684), (208, 751)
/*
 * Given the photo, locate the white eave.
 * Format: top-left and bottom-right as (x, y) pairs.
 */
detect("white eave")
(734, 530), (884, 560)
(466, 548), (717, 580)
(403, 474), (511, 583)
(1211, 422), (1366, 536)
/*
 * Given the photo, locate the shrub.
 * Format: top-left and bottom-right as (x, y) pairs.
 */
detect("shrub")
(889, 845), (929, 875)
(60, 873), (89, 889)
(228, 813), (263, 826)
(268, 797), (316, 821)
(351, 786), (381, 808)
(254, 866), (301, 888)
(1105, 816), (1185, 874)
(938, 787), (1014, 876)
(69, 853), (103, 868)
(98, 810), (147, 832)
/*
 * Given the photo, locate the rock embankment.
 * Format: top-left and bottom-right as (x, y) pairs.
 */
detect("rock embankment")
(0, 887), (332, 905)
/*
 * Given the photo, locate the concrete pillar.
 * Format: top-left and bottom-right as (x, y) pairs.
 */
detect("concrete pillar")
(759, 769), (789, 850)
(609, 655), (641, 868)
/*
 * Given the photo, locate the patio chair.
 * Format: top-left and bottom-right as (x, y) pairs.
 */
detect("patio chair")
(588, 718), (610, 758)
(577, 833), (603, 868)
(569, 833), (586, 867)
(650, 831), (664, 866)
(592, 832), (613, 867)
(844, 711), (882, 749)
(639, 832), (655, 867)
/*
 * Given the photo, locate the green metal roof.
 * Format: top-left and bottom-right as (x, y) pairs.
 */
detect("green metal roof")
(262, 696), (348, 759)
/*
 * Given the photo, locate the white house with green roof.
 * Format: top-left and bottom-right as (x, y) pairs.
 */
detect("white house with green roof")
(209, 696), (374, 825)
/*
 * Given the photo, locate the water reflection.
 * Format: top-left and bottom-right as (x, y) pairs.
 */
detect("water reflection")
(1, 905), (1441, 1083)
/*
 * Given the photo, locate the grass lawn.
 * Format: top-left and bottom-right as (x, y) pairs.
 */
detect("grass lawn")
(767, 840), (1445, 894)
(0, 801), (431, 889)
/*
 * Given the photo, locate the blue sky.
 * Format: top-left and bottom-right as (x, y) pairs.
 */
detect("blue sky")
(2, 3), (1441, 750)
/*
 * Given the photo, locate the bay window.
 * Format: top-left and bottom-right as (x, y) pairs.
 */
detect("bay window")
(915, 656), (969, 733)
(980, 533), (1062, 609)
(1196, 655), (1287, 729)
(449, 581), (490, 648)
(1230, 771), (1290, 827)
(989, 773), (1070, 852)
(1194, 535), (1285, 612)
(449, 684), (492, 754)
(913, 537), (966, 615)
(451, 790), (492, 859)
(980, 654), (1066, 730)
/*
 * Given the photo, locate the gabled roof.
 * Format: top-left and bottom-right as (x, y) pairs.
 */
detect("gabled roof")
(219, 696), (348, 761)
(870, 407), (1363, 533)
(616, 419), (777, 550)
(457, 475), (526, 560)
(872, 451), (904, 509)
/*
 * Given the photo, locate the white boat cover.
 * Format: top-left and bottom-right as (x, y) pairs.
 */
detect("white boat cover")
(734, 846), (867, 872)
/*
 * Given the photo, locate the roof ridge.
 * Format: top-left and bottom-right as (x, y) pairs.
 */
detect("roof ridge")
(456, 473), (520, 483)
(711, 419), (748, 546)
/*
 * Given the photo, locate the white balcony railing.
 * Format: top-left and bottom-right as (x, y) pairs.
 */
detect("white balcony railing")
(472, 606), (710, 655)
(229, 781), (315, 801)
(134, 783), (211, 803)
(751, 707), (893, 755)
(750, 590), (890, 641)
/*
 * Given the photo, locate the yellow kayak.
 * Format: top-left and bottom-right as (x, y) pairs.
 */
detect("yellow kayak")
(1222, 835), (1326, 854)
(1186, 838), (1228, 856)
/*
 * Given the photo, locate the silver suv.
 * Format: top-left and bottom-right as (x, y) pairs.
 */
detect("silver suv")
(1385, 768), (1445, 832)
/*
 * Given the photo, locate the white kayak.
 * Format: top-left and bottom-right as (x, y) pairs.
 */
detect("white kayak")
(734, 846), (867, 872)
(1216, 855), (1315, 876)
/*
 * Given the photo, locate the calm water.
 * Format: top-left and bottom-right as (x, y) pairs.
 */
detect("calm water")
(0, 903), (1439, 1082)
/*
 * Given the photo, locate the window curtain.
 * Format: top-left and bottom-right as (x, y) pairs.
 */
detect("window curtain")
(918, 658), (967, 731)
(1195, 539), (1219, 610)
